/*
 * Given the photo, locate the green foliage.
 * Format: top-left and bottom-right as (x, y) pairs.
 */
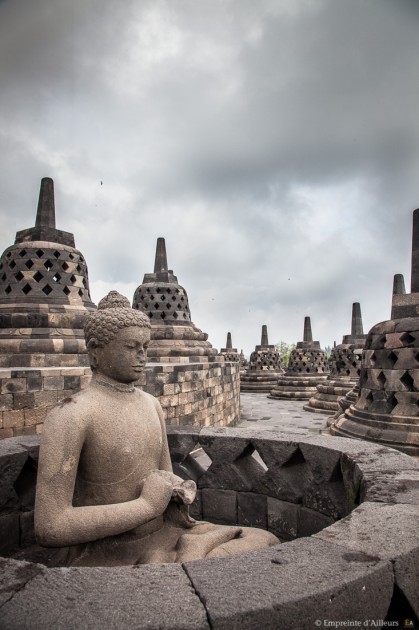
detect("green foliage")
(324, 345), (332, 358)
(275, 341), (296, 367)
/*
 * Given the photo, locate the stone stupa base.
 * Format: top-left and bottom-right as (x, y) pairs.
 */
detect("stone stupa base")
(303, 378), (357, 415)
(327, 384), (359, 427)
(268, 374), (329, 401)
(330, 406), (419, 457)
(240, 371), (282, 393)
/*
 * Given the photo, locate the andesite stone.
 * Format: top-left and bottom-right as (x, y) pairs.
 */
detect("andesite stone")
(219, 332), (240, 363)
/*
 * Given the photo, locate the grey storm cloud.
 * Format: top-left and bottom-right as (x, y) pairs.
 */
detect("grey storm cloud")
(0, 0), (418, 355)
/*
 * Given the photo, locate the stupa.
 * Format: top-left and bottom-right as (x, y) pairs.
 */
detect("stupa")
(133, 238), (218, 362)
(219, 332), (240, 362)
(132, 238), (239, 427)
(269, 317), (329, 400)
(331, 209), (419, 456)
(0, 177), (95, 438)
(304, 303), (367, 414)
(240, 325), (284, 393)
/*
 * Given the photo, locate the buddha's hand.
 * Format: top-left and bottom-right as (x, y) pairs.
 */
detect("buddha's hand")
(171, 477), (197, 505)
(139, 470), (173, 517)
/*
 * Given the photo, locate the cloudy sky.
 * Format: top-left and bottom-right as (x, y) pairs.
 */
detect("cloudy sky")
(0, 0), (418, 356)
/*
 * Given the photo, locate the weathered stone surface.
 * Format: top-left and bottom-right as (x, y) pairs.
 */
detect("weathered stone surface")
(184, 537), (393, 630)
(267, 497), (298, 540)
(0, 562), (209, 630)
(0, 440), (27, 506)
(393, 547), (419, 616)
(0, 558), (44, 608)
(297, 506), (334, 536)
(201, 488), (237, 524)
(237, 492), (267, 529)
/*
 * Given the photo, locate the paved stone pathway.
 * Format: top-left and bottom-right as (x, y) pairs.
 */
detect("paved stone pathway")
(237, 392), (331, 437)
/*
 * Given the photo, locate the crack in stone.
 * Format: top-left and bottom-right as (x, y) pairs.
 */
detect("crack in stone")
(0, 562), (43, 611)
(181, 562), (212, 630)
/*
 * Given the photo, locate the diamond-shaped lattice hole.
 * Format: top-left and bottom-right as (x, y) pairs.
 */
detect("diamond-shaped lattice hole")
(25, 260), (33, 269)
(53, 272), (61, 282)
(42, 284), (52, 295)
(44, 259), (53, 270)
(160, 295), (165, 301)
(9, 260), (16, 269)
(166, 303), (171, 309)
(173, 312), (178, 319)
(6, 252), (11, 258)
(365, 391), (374, 406)
(70, 275), (77, 284)
(156, 288), (161, 293)
(1, 273), (6, 281)
(78, 289), (84, 297)
(36, 249), (44, 258)
(33, 271), (43, 283)
(146, 288), (150, 293)
(377, 371), (386, 388)
(180, 296), (184, 302)
(172, 296), (176, 302)
(177, 303), (181, 308)
(22, 283), (32, 295)
(369, 351), (376, 366)
(148, 312), (153, 319)
(76, 264), (81, 273)
(63, 286), (71, 295)
(79, 256), (84, 262)
(388, 351), (398, 367)
(183, 313), (187, 319)
(400, 332), (415, 347)
(166, 288), (171, 294)
(69, 253), (74, 260)
(19, 250), (27, 257)
(154, 303), (159, 309)
(161, 312), (166, 319)
(175, 289), (180, 294)
(400, 371), (414, 391)
(15, 271), (24, 281)
(82, 278), (87, 288)
(61, 262), (69, 271)
(387, 393), (398, 412)
(5, 285), (11, 294)
(53, 250), (61, 259)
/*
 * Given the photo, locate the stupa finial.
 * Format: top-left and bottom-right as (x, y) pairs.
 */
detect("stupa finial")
(351, 302), (363, 336)
(303, 317), (313, 343)
(226, 332), (232, 349)
(393, 273), (406, 295)
(35, 177), (56, 229)
(261, 325), (269, 346)
(154, 238), (168, 273)
(411, 209), (419, 293)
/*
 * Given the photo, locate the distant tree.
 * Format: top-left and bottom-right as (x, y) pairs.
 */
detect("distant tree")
(275, 341), (296, 367)
(324, 345), (332, 358)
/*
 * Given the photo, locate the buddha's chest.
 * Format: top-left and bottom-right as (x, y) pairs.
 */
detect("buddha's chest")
(78, 395), (164, 486)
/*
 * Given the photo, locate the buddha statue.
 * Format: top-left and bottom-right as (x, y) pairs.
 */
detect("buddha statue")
(34, 291), (278, 566)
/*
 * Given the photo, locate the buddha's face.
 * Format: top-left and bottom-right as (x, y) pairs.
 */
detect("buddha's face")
(93, 326), (150, 383)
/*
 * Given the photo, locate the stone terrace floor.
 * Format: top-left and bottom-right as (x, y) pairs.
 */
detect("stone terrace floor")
(237, 392), (331, 437)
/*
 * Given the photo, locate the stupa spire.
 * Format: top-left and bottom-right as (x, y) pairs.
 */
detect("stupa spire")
(393, 274), (406, 295)
(226, 332), (233, 349)
(261, 325), (269, 346)
(35, 177), (56, 229)
(351, 303), (363, 336)
(154, 237), (168, 273)
(411, 209), (419, 293)
(303, 317), (313, 343)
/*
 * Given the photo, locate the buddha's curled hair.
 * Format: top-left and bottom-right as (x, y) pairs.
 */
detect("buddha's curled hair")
(84, 291), (151, 346)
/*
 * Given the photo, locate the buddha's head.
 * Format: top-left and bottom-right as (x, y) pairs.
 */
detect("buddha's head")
(84, 291), (151, 383)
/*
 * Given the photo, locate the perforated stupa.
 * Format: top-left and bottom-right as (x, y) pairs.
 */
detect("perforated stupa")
(304, 303), (367, 414)
(332, 210), (419, 457)
(240, 325), (284, 393)
(269, 317), (329, 400)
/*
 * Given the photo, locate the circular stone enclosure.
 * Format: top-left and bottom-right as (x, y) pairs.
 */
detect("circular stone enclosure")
(0, 428), (418, 629)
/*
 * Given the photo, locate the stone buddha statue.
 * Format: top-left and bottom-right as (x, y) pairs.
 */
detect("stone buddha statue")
(34, 291), (278, 566)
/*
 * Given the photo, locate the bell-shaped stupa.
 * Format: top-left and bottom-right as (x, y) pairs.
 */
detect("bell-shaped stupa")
(269, 317), (329, 400)
(240, 325), (284, 392)
(331, 210), (419, 456)
(304, 303), (367, 414)
(0, 177), (95, 437)
(133, 238), (218, 362)
(219, 332), (240, 362)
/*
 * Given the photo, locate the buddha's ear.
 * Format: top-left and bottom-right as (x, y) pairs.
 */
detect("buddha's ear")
(87, 338), (100, 370)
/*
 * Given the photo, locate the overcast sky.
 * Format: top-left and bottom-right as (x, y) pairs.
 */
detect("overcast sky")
(1, 0), (418, 356)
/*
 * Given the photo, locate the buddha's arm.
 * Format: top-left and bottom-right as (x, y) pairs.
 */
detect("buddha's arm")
(35, 406), (173, 548)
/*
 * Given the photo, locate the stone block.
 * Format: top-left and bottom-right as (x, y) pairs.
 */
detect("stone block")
(0, 394), (13, 411)
(19, 510), (35, 547)
(0, 512), (20, 553)
(24, 407), (47, 426)
(298, 506), (334, 536)
(237, 492), (267, 529)
(314, 502), (419, 608)
(394, 547), (419, 616)
(27, 376), (43, 391)
(1, 378), (27, 394)
(13, 393), (35, 410)
(3, 410), (25, 429)
(267, 497), (299, 540)
(361, 469), (419, 505)
(184, 537), (393, 629)
(43, 376), (65, 391)
(63, 375), (81, 390)
(0, 562), (209, 630)
(201, 488), (237, 524)
(0, 440), (28, 506)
